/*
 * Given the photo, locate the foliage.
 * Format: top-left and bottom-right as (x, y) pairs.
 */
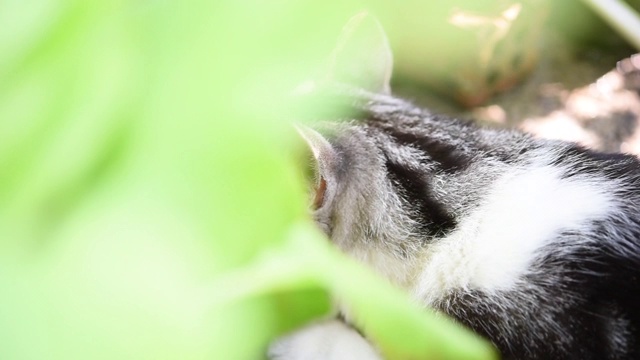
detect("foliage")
(0, 1), (496, 359)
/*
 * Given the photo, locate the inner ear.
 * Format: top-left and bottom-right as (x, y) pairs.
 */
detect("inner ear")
(326, 12), (394, 94)
(294, 124), (337, 210)
(301, 149), (327, 210)
(313, 175), (327, 210)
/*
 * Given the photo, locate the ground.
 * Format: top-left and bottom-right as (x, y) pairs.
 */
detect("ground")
(395, 31), (640, 156)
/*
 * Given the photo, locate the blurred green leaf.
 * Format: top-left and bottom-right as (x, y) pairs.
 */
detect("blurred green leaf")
(0, 1), (496, 359)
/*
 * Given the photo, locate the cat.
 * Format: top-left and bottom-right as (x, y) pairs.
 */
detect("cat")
(269, 12), (640, 360)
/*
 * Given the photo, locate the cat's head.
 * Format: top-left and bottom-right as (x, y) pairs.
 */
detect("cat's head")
(295, 13), (449, 257)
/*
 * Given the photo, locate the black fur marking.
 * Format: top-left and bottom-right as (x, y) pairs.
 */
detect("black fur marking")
(382, 127), (473, 173)
(551, 144), (640, 180)
(383, 156), (457, 238)
(439, 234), (640, 360)
(443, 290), (615, 360)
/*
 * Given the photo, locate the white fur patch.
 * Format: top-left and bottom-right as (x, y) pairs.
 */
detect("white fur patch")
(414, 165), (613, 304)
(268, 320), (382, 360)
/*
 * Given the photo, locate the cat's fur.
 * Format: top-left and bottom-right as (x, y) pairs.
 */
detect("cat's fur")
(270, 13), (640, 360)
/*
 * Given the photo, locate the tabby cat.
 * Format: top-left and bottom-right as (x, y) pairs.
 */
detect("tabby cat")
(270, 13), (640, 360)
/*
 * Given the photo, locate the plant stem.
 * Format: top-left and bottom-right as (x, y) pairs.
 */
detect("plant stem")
(581, 0), (640, 50)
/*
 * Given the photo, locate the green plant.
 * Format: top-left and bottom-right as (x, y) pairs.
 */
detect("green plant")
(0, 1), (496, 359)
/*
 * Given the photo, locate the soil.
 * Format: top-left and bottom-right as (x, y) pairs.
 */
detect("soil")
(394, 33), (640, 156)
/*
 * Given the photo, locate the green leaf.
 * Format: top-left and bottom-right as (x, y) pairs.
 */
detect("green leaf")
(0, 1), (496, 359)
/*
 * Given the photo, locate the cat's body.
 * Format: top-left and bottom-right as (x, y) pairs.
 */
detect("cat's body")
(270, 13), (640, 360)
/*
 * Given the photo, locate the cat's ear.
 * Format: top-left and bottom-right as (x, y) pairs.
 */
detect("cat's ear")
(295, 124), (336, 165)
(295, 124), (337, 210)
(326, 12), (393, 94)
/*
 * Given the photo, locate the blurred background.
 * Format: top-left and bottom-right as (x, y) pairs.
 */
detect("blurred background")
(1, 0), (638, 359)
